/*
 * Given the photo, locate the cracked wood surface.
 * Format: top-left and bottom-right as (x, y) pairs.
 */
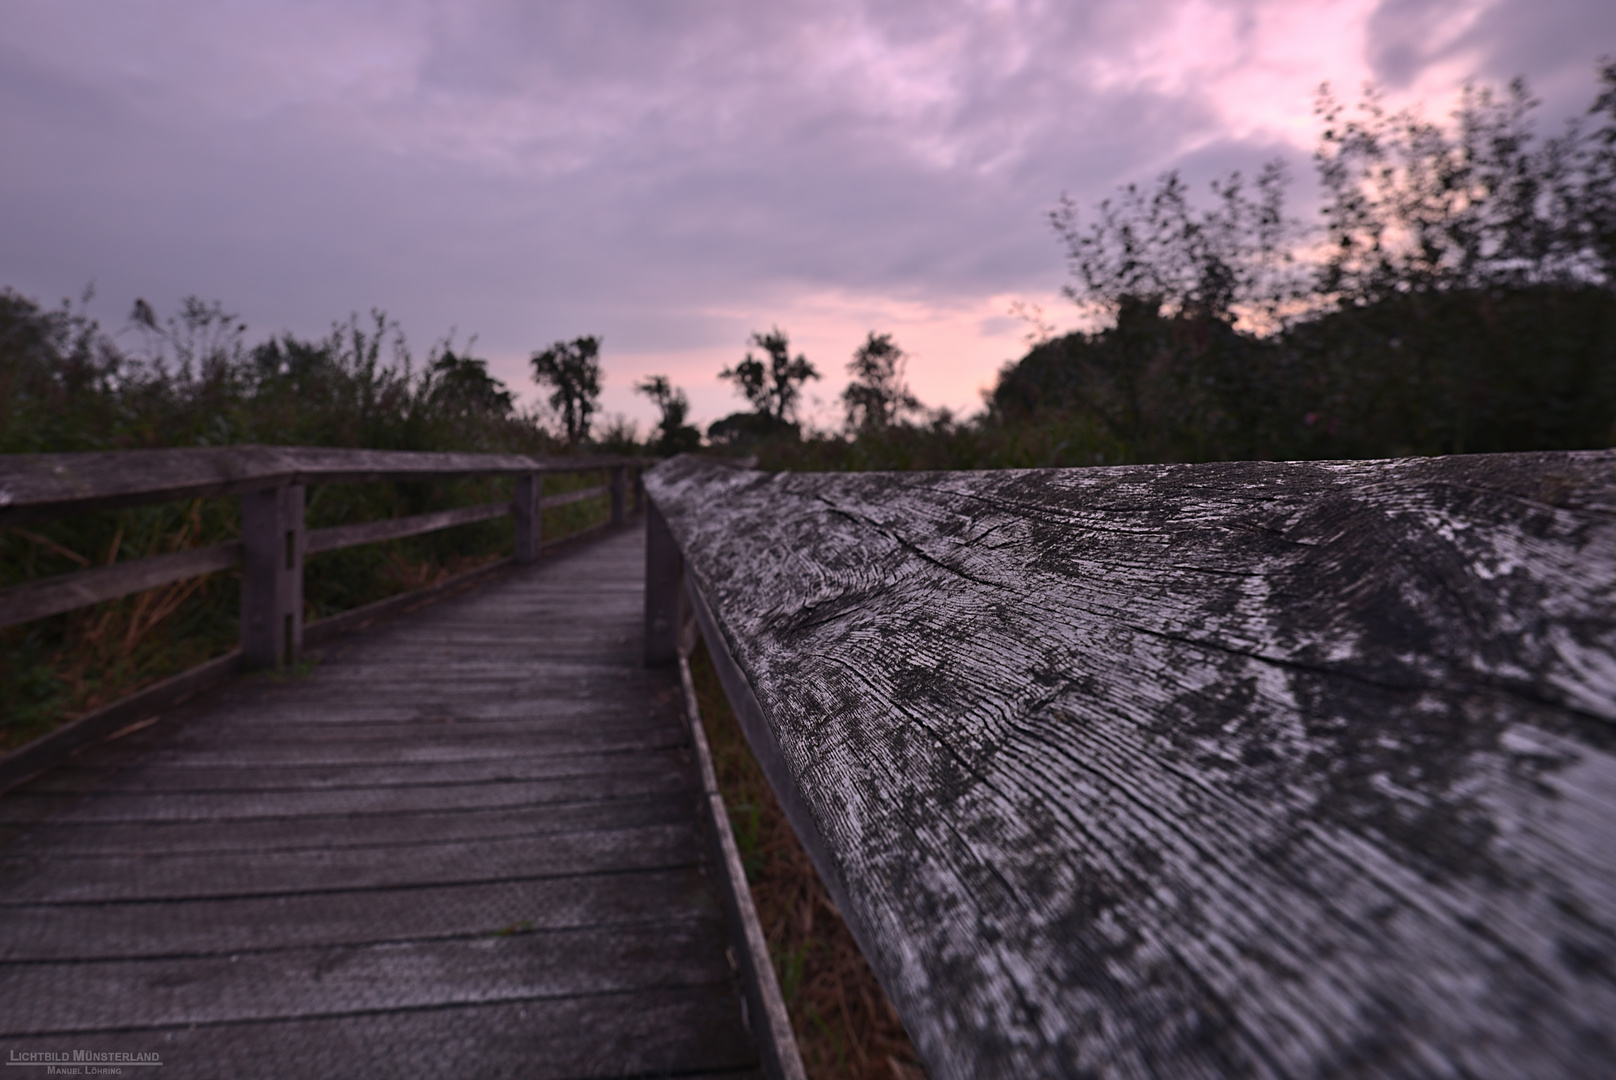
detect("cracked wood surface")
(0, 527), (760, 1080)
(645, 450), (1616, 1080)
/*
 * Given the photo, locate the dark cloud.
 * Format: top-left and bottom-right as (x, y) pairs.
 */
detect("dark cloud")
(0, 0), (1606, 423)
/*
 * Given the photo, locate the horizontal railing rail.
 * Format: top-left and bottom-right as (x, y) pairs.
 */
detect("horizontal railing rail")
(644, 449), (1616, 1080)
(0, 445), (635, 527)
(0, 541), (245, 630)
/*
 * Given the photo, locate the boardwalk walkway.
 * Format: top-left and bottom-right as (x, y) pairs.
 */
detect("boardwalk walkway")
(0, 526), (762, 1079)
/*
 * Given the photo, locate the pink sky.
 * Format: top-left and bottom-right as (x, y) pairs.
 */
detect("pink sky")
(2, 0), (1610, 436)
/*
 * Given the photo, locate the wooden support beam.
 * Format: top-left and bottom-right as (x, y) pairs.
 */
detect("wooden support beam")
(304, 500), (511, 555)
(513, 474), (541, 564)
(643, 500), (681, 668)
(611, 465), (628, 526)
(676, 638), (807, 1080)
(240, 484), (304, 671)
(645, 450), (1616, 1080)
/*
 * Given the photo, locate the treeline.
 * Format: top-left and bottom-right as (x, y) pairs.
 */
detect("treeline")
(1, 294), (582, 456)
(758, 64), (1616, 471)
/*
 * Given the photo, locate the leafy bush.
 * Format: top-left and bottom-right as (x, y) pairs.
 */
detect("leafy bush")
(765, 63), (1616, 472)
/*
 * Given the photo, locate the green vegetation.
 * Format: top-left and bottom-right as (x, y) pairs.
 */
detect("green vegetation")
(0, 297), (621, 749)
(756, 63), (1616, 472)
(710, 327), (821, 445)
(530, 335), (603, 445)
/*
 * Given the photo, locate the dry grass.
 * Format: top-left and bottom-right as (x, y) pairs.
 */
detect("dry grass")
(1, 481), (613, 754)
(688, 640), (927, 1080)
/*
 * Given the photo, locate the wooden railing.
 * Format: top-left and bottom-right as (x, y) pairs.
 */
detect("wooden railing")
(644, 450), (1616, 1080)
(0, 446), (645, 787)
(1, 445), (644, 665)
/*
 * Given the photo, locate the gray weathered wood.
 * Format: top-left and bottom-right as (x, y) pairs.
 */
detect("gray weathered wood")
(0, 445), (646, 526)
(0, 527), (759, 1079)
(612, 464), (628, 525)
(679, 641), (808, 1080)
(514, 472), (541, 563)
(646, 450), (1616, 1080)
(303, 499), (511, 554)
(0, 541), (242, 630)
(644, 501), (681, 667)
(541, 482), (609, 510)
(240, 484), (303, 670)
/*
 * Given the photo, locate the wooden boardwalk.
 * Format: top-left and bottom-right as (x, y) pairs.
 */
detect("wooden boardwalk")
(0, 527), (762, 1079)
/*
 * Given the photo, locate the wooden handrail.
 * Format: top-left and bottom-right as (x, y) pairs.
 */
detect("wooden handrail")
(304, 501), (515, 555)
(644, 450), (1616, 1080)
(0, 445), (645, 526)
(0, 446), (651, 669)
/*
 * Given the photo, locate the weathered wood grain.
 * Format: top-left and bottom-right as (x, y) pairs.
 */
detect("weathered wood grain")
(1, 919), (736, 1033)
(29, 740), (692, 792)
(303, 498), (512, 554)
(680, 638), (808, 1080)
(0, 540), (241, 629)
(541, 482), (611, 510)
(0, 756), (693, 824)
(0, 991), (759, 1080)
(0, 445), (645, 525)
(0, 526), (760, 1078)
(0, 794), (693, 859)
(646, 450), (1616, 1080)
(0, 865), (720, 961)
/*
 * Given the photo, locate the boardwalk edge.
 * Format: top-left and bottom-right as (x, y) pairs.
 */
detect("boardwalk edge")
(678, 652), (808, 1080)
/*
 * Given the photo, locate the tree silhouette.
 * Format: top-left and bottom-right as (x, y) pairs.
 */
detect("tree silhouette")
(635, 374), (701, 455)
(530, 336), (602, 444)
(842, 331), (921, 433)
(720, 327), (819, 424)
(426, 348), (514, 419)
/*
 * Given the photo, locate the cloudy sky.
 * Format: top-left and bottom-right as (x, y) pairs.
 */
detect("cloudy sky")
(3, 0), (1612, 434)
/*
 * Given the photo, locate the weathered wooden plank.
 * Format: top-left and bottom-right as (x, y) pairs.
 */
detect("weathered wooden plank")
(0, 865), (721, 961)
(0, 445), (644, 525)
(0, 794), (693, 858)
(0, 990), (758, 1080)
(680, 647), (808, 1080)
(646, 450), (1616, 1080)
(541, 482), (610, 509)
(0, 819), (700, 905)
(0, 918), (734, 1032)
(303, 499), (512, 554)
(33, 740), (692, 792)
(46, 722), (683, 769)
(0, 540), (241, 629)
(0, 523), (757, 1079)
(0, 757), (693, 824)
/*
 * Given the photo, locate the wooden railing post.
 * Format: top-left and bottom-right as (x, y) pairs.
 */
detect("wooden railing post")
(513, 472), (541, 563)
(610, 465), (628, 526)
(644, 498), (681, 667)
(632, 466), (645, 515)
(241, 483), (304, 670)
